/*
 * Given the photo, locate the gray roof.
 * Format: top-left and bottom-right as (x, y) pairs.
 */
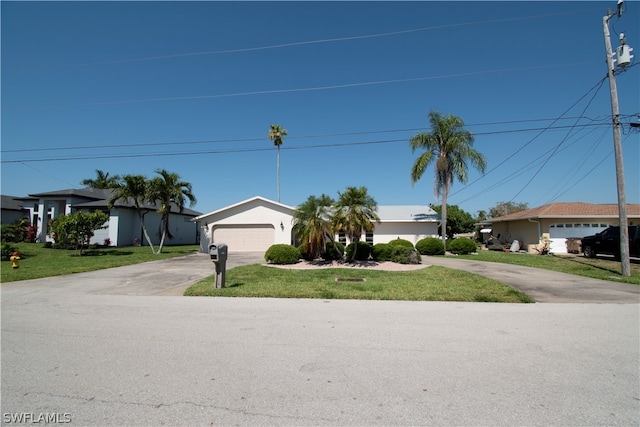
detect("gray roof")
(24, 187), (201, 216)
(1, 195), (27, 211)
(28, 187), (112, 200)
(377, 205), (440, 222)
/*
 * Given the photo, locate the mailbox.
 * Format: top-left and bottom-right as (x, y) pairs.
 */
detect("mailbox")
(209, 243), (228, 262)
(208, 243), (228, 289)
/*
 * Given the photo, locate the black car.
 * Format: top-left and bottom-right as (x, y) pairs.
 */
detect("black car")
(581, 225), (640, 258)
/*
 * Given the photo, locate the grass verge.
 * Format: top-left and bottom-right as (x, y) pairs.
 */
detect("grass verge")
(458, 251), (640, 285)
(1, 243), (200, 283)
(184, 264), (534, 303)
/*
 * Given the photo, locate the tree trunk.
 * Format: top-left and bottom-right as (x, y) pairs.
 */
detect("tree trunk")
(157, 216), (168, 254)
(277, 145), (281, 203)
(138, 211), (156, 254)
(441, 185), (448, 251)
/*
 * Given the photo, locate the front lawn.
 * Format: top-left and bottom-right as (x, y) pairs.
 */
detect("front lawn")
(1, 243), (200, 283)
(184, 264), (534, 303)
(458, 251), (640, 285)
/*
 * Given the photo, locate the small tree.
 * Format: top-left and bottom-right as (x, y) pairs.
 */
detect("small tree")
(50, 210), (109, 255)
(488, 201), (528, 218)
(333, 186), (380, 261)
(431, 204), (475, 239)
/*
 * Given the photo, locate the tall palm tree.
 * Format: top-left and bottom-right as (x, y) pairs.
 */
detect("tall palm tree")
(268, 124), (287, 202)
(333, 186), (380, 261)
(410, 111), (486, 250)
(81, 169), (120, 189)
(108, 174), (156, 254)
(148, 169), (197, 254)
(293, 194), (335, 260)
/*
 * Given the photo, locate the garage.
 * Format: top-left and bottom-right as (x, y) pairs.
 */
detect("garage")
(548, 222), (612, 253)
(212, 224), (275, 252)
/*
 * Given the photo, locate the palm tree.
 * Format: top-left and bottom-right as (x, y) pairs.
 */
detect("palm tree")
(268, 124), (287, 202)
(148, 169), (197, 254)
(333, 186), (380, 261)
(108, 174), (157, 254)
(81, 169), (120, 189)
(410, 111), (486, 250)
(293, 194), (335, 260)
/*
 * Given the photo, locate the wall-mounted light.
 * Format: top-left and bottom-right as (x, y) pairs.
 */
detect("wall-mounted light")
(280, 221), (284, 230)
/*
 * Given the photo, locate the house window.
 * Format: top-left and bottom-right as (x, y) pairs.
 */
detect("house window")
(338, 232), (346, 245)
(365, 232), (374, 245)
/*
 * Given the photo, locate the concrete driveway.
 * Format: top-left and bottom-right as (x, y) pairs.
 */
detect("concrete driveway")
(3, 252), (637, 303)
(425, 256), (640, 303)
(2, 252), (638, 425)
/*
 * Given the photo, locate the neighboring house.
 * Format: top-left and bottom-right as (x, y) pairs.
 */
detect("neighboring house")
(1, 195), (36, 225)
(483, 202), (640, 254)
(193, 196), (440, 253)
(14, 188), (200, 247)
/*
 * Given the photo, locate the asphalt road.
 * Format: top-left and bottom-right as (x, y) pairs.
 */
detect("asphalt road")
(1, 253), (639, 426)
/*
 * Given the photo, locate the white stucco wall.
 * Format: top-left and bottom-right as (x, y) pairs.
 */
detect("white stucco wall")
(372, 222), (439, 245)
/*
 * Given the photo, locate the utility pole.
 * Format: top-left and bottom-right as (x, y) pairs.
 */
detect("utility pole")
(602, 0), (633, 276)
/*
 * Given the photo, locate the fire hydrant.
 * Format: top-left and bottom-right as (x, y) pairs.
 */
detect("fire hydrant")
(10, 251), (20, 269)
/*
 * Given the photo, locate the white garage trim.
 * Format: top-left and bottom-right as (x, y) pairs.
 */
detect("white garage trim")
(212, 224), (275, 252)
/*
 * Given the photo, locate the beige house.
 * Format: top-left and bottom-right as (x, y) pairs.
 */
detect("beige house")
(484, 202), (640, 254)
(193, 196), (440, 254)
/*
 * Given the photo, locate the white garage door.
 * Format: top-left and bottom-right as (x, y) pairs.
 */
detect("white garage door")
(212, 224), (275, 252)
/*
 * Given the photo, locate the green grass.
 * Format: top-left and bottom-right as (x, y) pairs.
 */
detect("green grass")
(184, 264), (534, 303)
(1, 242), (200, 283)
(458, 250), (640, 285)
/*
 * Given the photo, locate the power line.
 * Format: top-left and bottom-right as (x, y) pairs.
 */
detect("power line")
(0, 123), (612, 163)
(5, 62), (600, 112)
(11, 9), (601, 72)
(506, 76), (607, 202)
(448, 76), (609, 200)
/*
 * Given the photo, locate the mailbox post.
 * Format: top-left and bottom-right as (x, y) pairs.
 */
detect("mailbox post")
(208, 243), (228, 288)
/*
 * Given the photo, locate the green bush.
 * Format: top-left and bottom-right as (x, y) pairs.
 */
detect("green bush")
(345, 241), (372, 261)
(1, 242), (18, 261)
(43, 242), (53, 249)
(298, 244), (314, 261)
(371, 243), (392, 261)
(387, 238), (414, 248)
(448, 238), (478, 255)
(264, 244), (301, 265)
(390, 246), (422, 264)
(416, 237), (445, 256)
(322, 241), (344, 261)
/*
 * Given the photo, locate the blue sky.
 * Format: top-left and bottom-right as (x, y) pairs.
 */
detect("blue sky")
(2, 1), (639, 217)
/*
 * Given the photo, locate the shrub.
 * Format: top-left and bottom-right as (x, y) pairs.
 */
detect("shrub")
(103, 237), (112, 247)
(298, 244), (314, 261)
(345, 241), (372, 261)
(322, 241), (344, 261)
(390, 246), (422, 264)
(416, 237), (445, 255)
(26, 224), (38, 243)
(448, 237), (478, 255)
(1, 242), (17, 261)
(371, 243), (392, 261)
(264, 244), (300, 265)
(43, 242), (53, 249)
(387, 238), (414, 248)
